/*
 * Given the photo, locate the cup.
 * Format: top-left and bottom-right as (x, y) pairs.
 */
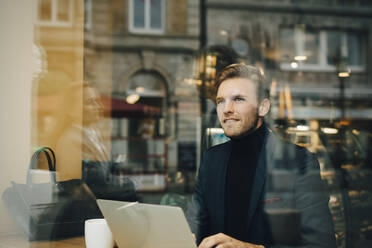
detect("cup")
(85, 218), (114, 248)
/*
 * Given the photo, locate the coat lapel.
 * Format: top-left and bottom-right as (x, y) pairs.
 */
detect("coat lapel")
(246, 128), (277, 230)
(216, 141), (232, 232)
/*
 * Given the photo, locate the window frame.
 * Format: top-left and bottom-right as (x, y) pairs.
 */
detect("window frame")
(280, 28), (366, 73)
(36, 0), (74, 27)
(129, 0), (165, 35)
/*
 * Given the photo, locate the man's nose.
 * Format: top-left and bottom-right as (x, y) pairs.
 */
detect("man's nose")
(223, 101), (234, 114)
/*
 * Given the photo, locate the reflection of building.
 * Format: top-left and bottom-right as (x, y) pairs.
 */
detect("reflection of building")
(33, 0), (84, 145)
(28, 1), (372, 246)
(205, 0), (372, 126)
(84, 0), (201, 182)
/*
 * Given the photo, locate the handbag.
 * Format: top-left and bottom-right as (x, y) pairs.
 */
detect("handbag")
(2, 147), (102, 241)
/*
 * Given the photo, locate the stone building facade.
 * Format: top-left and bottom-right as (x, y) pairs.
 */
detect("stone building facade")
(84, 0), (201, 171)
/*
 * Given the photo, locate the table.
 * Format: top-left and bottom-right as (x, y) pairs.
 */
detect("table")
(0, 234), (85, 248)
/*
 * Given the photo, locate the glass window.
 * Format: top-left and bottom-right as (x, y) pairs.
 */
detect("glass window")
(130, 0), (164, 34)
(279, 28), (295, 63)
(327, 31), (343, 65)
(150, 0), (162, 29)
(347, 32), (363, 66)
(280, 27), (365, 71)
(133, 0), (145, 28)
(303, 29), (319, 64)
(2, 1), (372, 247)
(57, 0), (69, 22)
(325, 30), (364, 69)
(38, 0), (52, 21)
(36, 0), (73, 26)
(280, 27), (320, 67)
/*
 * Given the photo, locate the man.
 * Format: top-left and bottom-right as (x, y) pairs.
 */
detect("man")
(187, 64), (336, 248)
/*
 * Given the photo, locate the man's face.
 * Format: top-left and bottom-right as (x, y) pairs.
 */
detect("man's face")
(83, 87), (103, 125)
(216, 78), (262, 139)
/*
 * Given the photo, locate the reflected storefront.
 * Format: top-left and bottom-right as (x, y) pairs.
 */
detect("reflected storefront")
(1, 0), (372, 247)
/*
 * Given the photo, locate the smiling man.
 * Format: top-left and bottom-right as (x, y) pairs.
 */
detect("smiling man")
(216, 76), (269, 139)
(187, 64), (336, 248)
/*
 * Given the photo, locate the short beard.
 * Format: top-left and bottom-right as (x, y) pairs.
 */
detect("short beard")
(228, 108), (261, 140)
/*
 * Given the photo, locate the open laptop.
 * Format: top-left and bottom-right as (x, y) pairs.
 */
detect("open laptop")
(97, 199), (197, 248)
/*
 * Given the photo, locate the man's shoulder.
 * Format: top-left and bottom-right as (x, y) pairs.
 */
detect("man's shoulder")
(269, 131), (318, 170)
(269, 130), (313, 155)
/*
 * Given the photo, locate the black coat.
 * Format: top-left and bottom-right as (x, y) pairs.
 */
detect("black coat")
(187, 127), (336, 247)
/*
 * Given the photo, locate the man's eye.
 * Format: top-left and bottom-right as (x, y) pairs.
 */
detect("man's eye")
(235, 97), (244, 102)
(216, 100), (224, 105)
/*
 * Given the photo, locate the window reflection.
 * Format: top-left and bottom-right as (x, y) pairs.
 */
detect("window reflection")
(37, 0), (73, 26)
(42, 83), (104, 179)
(133, 0), (145, 28)
(131, 0), (164, 33)
(327, 31), (364, 67)
(1, 0), (372, 247)
(38, 0), (52, 21)
(150, 0), (162, 29)
(57, 0), (70, 22)
(280, 27), (365, 72)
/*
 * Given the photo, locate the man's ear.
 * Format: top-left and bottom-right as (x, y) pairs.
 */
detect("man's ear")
(258, 98), (270, 117)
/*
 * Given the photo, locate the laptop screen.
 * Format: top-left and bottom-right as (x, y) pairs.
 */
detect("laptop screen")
(97, 199), (197, 248)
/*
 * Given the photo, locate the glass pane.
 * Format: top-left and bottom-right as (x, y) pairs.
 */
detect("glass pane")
(303, 30), (319, 64)
(150, 0), (162, 29)
(84, 0), (92, 28)
(327, 31), (342, 65)
(3, 1), (372, 247)
(348, 32), (362, 66)
(57, 0), (70, 22)
(279, 28), (295, 63)
(38, 0), (51, 21)
(134, 0), (145, 28)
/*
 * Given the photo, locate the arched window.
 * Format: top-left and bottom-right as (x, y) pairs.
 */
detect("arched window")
(128, 70), (166, 101)
(125, 71), (168, 173)
(127, 70), (167, 118)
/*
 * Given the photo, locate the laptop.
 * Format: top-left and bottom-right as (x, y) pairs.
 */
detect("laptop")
(97, 199), (197, 248)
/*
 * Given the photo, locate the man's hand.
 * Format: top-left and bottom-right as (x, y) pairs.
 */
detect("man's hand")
(198, 233), (264, 248)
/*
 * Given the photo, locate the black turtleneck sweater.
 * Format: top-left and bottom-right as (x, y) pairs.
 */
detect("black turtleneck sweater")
(224, 124), (266, 241)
